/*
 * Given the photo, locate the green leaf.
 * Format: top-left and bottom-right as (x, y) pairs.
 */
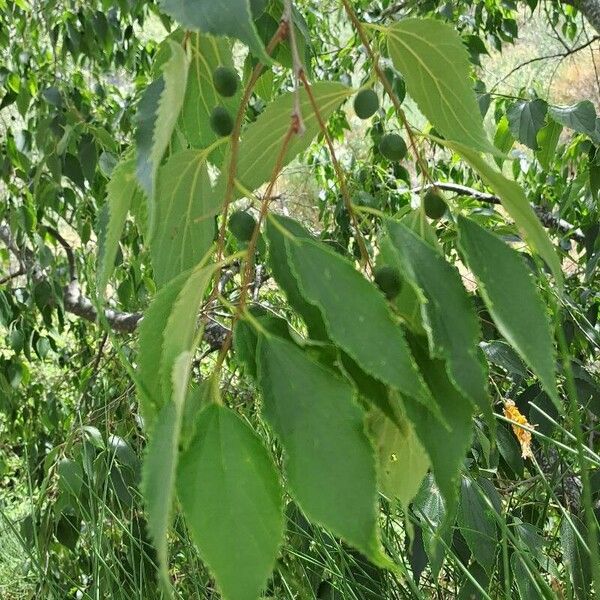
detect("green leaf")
(561, 515), (592, 599)
(213, 82), (351, 204)
(386, 18), (493, 153)
(367, 406), (429, 511)
(137, 262), (216, 428)
(457, 216), (559, 407)
(151, 149), (219, 287)
(549, 100), (596, 135)
(493, 115), (514, 165)
(135, 41), (189, 237)
(457, 477), (498, 575)
(158, 0), (270, 64)
(480, 340), (527, 379)
(180, 33), (241, 151)
(385, 220), (490, 424)
(403, 338), (474, 520)
(257, 334), (388, 566)
(283, 230), (435, 414)
(536, 118), (562, 170)
(444, 140), (563, 289)
(507, 99), (547, 150)
(177, 403), (284, 600)
(141, 351), (191, 592)
(97, 159), (138, 296)
(265, 215), (328, 341)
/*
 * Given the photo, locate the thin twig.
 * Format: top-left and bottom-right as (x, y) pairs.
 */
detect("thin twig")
(298, 70), (372, 270)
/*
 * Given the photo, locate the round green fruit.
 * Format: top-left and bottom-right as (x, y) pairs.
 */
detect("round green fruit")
(373, 265), (402, 300)
(212, 66), (239, 97)
(423, 188), (447, 220)
(210, 106), (234, 137)
(353, 89), (379, 119)
(378, 134), (407, 161)
(229, 210), (256, 242)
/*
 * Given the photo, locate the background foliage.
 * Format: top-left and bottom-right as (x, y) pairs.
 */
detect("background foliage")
(1, 0), (600, 599)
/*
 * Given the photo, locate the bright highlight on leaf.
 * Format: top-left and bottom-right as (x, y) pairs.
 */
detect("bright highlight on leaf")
(386, 18), (494, 153)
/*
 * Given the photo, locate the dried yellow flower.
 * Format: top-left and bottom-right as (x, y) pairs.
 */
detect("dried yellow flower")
(503, 400), (535, 460)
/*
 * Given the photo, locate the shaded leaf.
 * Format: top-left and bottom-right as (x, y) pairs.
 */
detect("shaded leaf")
(385, 220), (490, 424)
(536, 118), (562, 170)
(507, 99), (547, 150)
(549, 101), (596, 135)
(283, 230), (434, 413)
(257, 334), (388, 566)
(457, 216), (559, 407)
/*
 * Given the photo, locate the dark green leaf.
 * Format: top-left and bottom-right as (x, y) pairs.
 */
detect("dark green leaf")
(507, 99), (547, 150)
(549, 101), (596, 135)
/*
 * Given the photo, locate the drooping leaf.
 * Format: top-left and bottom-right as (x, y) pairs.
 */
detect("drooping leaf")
(137, 270), (189, 428)
(135, 41), (189, 237)
(282, 230), (435, 416)
(97, 159), (138, 296)
(457, 477), (498, 575)
(264, 215), (328, 341)
(386, 19), (493, 153)
(560, 515), (592, 600)
(177, 403), (284, 600)
(444, 140), (563, 288)
(403, 338), (474, 522)
(549, 100), (596, 135)
(385, 220), (490, 424)
(493, 115), (515, 160)
(257, 334), (388, 566)
(507, 99), (547, 150)
(136, 262), (216, 428)
(158, 0), (270, 64)
(536, 118), (563, 170)
(151, 149), (220, 287)
(180, 33), (241, 151)
(367, 405), (430, 510)
(142, 351), (191, 592)
(457, 216), (559, 407)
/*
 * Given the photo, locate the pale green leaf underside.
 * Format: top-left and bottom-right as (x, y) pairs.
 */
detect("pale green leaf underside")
(385, 220), (490, 424)
(177, 403), (284, 600)
(445, 140), (563, 289)
(457, 216), (559, 407)
(97, 158), (138, 296)
(367, 406), (430, 511)
(158, 0), (270, 64)
(142, 351), (192, 593)
(549, 100), (596, 135)
(284, 234), (433, 411)
(257, 335), (388, 567)
(151, 149), (218, 287)
(136, 261), (215, 428)
(387, 18), (493, 153)
(136, 41), (189, 237)
(210, 82), (351, 209)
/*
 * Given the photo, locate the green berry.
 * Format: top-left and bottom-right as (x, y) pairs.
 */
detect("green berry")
(353, 89), (379, 119)
(229, 210), (256, 242)
(210, 106), (234, 137)
(423, 188), (447, 220)
(378, 133), (407, 161)
(212, 66), (239, 97)
(373, 265), (402, 300)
